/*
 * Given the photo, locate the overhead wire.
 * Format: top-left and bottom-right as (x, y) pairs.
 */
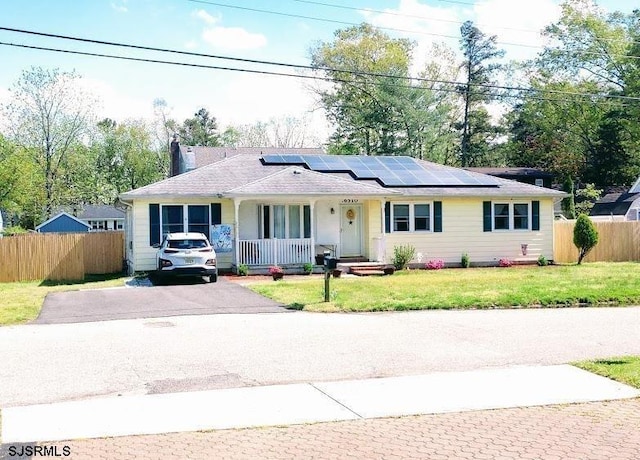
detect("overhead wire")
(188, 0), (640, 58)
(290, 0), (640, 48)
(2, 26), (638, 104)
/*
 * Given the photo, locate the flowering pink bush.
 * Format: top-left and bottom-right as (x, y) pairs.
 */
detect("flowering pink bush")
(268, 265), (284, 275)
(426, 259), (445, 270)
(498, 258), (513, 267)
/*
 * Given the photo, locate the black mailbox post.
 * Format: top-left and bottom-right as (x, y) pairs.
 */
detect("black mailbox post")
(323, 250), (334, 302)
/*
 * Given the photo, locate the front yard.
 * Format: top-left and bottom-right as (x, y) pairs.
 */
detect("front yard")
(250, 262), (640, 312)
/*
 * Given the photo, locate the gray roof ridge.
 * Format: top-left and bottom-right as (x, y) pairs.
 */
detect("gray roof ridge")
(225, 165), (399, 194)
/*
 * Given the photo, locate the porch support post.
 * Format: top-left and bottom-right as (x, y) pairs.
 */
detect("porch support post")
(309, 199), (317, 264)
(380, 199), (386, 263)
(233, 198), (242, 268)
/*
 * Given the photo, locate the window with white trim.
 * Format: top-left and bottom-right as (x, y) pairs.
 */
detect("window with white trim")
(493, 202), (530, 231)
(260, 204), (311, 239)
(391, 203), (432, 232)
(159, 204), (211, 239)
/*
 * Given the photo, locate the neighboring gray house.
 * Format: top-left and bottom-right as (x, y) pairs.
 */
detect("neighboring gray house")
(119, 149), (566, 274)
(590, 176), (640, 221)
(75, 204), (125, 231)
(36, 212), (91, 233)
(36, 205), (125, 233)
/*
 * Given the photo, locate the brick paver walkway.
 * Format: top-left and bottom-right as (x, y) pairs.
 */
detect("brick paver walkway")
(2, 399), (639, 459)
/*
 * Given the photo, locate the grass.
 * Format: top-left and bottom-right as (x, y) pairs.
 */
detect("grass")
(0, 274), (127, 326)
(250, 262), (640, 312)
(574, 356), (640, 389)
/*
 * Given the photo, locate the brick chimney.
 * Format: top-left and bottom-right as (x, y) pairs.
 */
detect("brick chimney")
(169, 133), (180, 177)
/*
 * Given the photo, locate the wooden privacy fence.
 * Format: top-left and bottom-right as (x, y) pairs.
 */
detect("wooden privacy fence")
(554, 220), (640, 263)
(0, 232), (124, 282)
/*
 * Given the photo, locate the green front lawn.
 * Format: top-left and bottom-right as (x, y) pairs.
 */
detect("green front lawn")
(0, 274), (127, 325)
(250, 262), (640, 312)
(574, 356), (640, 389)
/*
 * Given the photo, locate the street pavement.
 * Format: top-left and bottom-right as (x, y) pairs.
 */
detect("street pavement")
(1, 307), (639, 407)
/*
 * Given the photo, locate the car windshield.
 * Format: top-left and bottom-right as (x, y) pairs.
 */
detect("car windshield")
(167, 239), (209, 249)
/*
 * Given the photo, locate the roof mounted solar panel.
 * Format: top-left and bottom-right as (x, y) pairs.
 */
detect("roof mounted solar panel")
(262, 154), (305, 165)
(261, 153), (499, 187)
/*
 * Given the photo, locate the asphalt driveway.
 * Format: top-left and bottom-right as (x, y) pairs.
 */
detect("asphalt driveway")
(35, 277), (288, 324)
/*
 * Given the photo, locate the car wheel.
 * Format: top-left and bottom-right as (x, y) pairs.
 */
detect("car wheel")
(207, 274), (217, 283)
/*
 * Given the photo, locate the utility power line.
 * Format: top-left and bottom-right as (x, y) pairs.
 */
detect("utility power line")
(188, 0), (640, 57)
(1, 29), (638, 106)
(2, 26), (639, 103)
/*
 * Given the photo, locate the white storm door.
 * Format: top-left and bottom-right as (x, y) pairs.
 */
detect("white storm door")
(340, 204), (363, 257)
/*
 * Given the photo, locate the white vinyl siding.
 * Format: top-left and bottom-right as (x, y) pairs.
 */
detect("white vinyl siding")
(383, 197), (554, 265)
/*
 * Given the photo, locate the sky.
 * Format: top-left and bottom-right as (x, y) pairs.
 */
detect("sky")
(0, 0), (635, 141)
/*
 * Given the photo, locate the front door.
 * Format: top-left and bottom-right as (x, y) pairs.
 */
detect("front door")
(340, 204), (363, 257)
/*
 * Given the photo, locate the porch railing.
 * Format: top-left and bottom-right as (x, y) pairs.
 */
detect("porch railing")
(238, 238), (313, 266)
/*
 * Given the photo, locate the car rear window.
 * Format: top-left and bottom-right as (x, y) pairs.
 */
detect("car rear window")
(167, 239), (209, 249)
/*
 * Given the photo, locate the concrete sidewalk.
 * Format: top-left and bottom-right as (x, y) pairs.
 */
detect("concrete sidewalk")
(2, 365), (638, 443)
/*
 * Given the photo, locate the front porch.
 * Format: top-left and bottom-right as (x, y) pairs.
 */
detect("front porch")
(230, 197), (387, 271)
(237, 238), (314, 266)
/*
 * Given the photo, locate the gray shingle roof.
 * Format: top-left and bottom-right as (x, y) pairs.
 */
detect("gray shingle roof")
(590, 192), (640, 216)
(120, 154), (567, 200)
(226, 166), (396, 196)
(185, 146), (325, 169)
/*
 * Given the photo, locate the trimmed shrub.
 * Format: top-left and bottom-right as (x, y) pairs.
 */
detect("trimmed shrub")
(461, 253), (471, 268)
(237, 264), (249, 276)
(537, 255), (548, 266)
(392, 244), (416, 270)
(573, 214), (599, 264)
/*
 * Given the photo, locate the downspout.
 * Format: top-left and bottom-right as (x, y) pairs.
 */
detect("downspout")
(115, 197), (133, 275)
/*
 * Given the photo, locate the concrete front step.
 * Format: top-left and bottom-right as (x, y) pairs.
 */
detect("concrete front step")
(351, 269), (386, 276)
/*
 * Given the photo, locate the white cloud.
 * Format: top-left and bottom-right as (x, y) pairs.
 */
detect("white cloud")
(110, 1), (128, 13)
(193, 9), (219, 25)
(361, 0), (562, 67)
(473, 0), (561, 61)
(213, 73), (328, 141)
(77, 78), (155, 122)
(184, 40), (199, 50)
(201, 27), (267, 51)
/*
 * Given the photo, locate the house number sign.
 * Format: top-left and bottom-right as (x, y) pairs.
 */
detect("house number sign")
(342, 199), (359, 204)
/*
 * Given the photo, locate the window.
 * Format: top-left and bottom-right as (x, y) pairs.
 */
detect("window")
(389, 203), (436, 233)
(488, 202), (531, 231)
(393, 204), (410, 232)
(535, 178), (544, 187)
(261, 204), (311, 239)
(161, 205), (184, 237)
(188, 205), (209, 235)
(414, 204), (431, 231)
(149, 203), (223, 246)
(513, 204), (529, 230)
(494, 203), (510, 230)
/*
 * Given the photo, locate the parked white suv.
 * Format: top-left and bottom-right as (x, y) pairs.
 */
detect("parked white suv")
(155, 232), (217, 283)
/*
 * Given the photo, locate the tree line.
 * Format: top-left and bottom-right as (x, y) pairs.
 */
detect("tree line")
(1, 0), (638, 229)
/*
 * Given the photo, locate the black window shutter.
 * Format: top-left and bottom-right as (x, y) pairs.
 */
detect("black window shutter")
(483, 201), (492, 232)
(433, 201), (442, 232)
(210, 203), (222, 225)
(149, 204), (160, 246)
(384, 202), (391, 233)
(532, 200), (540, 231)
